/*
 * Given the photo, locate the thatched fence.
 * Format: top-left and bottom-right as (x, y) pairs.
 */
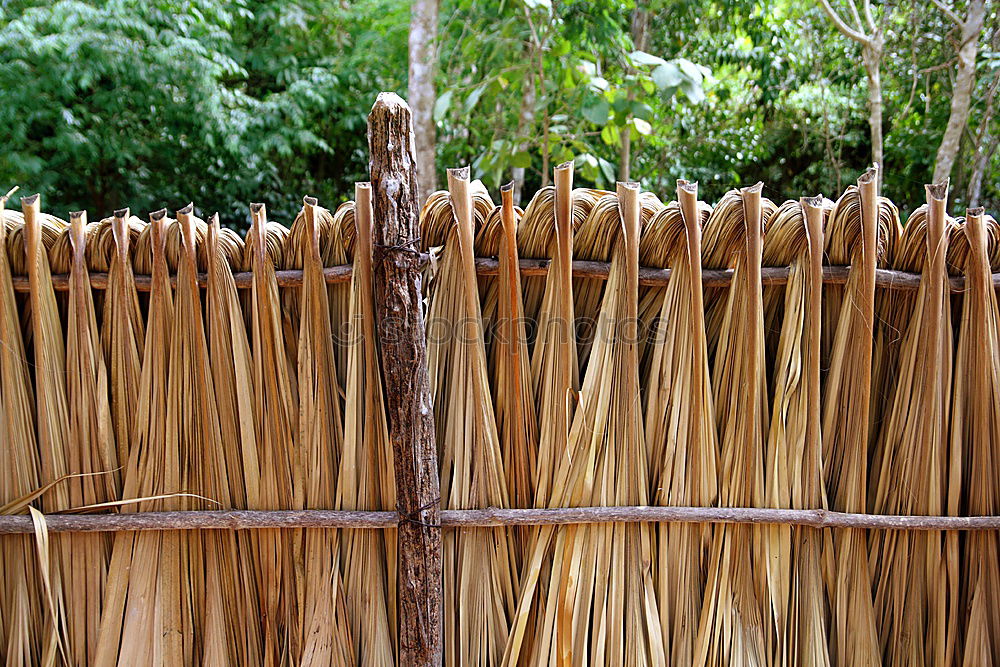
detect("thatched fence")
(1, 92), (998, 665)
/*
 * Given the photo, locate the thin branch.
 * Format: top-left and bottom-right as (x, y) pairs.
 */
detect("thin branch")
(818, 0), (870, 44)
(930, 0), (964, 27)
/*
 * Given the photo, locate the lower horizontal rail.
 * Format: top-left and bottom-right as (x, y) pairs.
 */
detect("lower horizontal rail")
(10, 256), (998, 293)
(1, 506), (998, 534)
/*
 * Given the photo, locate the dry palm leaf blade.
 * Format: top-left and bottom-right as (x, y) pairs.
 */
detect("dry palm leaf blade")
(637, 189), (711, 381)
(335, 183), (397, 664)
(280, 201), (339, 369)
(488, 183), (538, 551)
(820, 167), (895, 667)
(695, 183), (772, 665)
(512, 181), (664, 665)
(572, 190), (664, 373)
(868, 183), (957, 666)
(514, 182), (600, 333)
(21, 194), (73, 665)
(296, 196), (354, 666)
(948, 208), (1000, 665)
(246, 203), (299, 665)
(0, 192), (44, 667)
(204, 212), (266, 664)
(701, 188), (776, 358)
(322, 201), (353, 395)
(474, 198), (525, 366)
(57, 210), (121, 665)
(503, 164), (581, 666)
(96, 208), (176, 665)
(642, 180), (718, 665)
(760, 197), (830, 667)
(96, 210), (145, 472)
(425, 168), (515, 666)
(164, 205), (249, 664)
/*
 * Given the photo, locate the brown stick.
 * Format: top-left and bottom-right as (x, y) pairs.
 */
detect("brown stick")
(3, 507), (1000, 534)
(14, 259), (989, 293)
(368, 92), (442, 667)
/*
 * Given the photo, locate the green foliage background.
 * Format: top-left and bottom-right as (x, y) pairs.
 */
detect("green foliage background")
(0, 0), (996, 228)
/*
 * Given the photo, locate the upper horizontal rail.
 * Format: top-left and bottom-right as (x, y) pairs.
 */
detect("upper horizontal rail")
(8, 254), (993, 292)
(0, 506), (997, 534)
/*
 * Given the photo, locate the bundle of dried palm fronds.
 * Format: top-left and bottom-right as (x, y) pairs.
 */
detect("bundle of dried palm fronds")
(641, 180), (717, 664)
(761, 196), (829, 666)
(425, 168), (515, 665)
(337, 184), (397, 664)
(821, 167), (899, 666)
(0, 190), (44, 667)
(949, 208), (1000, 665)
(696, 184), (774, 665)
(510, 182), (663, 665)
(295, 196), (354, 665)
(246, 202), (299, 665)
(869, 183), (957, 666)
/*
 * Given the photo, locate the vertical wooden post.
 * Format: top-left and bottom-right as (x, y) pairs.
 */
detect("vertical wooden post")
(367, 92), (442, 666)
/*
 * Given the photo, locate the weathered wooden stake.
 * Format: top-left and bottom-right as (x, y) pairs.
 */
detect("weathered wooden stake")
(368, 92), (442, 666)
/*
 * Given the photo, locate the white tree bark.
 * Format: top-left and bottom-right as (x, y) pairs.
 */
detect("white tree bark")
(408, 0), (439, 205)
(819, 0), (885, 186)
(933, 0), (987, 183)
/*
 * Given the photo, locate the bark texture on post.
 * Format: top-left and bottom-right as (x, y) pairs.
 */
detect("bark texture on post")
(408, 0), (439, 205)
(368, 92), (442, 667)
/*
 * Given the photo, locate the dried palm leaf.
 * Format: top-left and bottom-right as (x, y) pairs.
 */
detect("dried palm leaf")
(0, 191), (43, 667)
(296, 196), (354, 665)
(572, 190), (664, 371)
(512, 181), (664, 665)
(491, 183), (538, 519)
(168, 205), (247, 664)
(426, 168), (515, 665)
(204, 212), (265, 664)
(643, 180), (718, 664)
(869, 183), (957, 666)
(503, 163), (581, 666)
(696, 184), (772, 666)
(247, 203), (299, 665)
(514, 183), (599, 333)
(336, 183), (397, 664)
(820, 167), (897, 667)
(21, 194), (72, 664)
(61, 210), (120, 665)
(97, 208), (176, 666)
(761, 197), (830, 667)
(949, 208), (1000, 666)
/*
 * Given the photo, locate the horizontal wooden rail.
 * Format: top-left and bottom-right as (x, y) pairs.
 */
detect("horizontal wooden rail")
(9, 255), (994, 293)
(1, 506), (998, 534)
(8, 255), (994, 292)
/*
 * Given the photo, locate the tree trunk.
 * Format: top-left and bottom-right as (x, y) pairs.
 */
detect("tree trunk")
(408, 0), (439, 206)
(511, 67), (536, 206)
(933, 0), (987, 183)
(862, 39), (884, 187)
(368, 92), (442, 667)
(618, 2), (648, 183)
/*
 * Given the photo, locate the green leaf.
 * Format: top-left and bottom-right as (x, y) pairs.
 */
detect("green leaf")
(433, 90), (453, 122)
(629, 50), (667, 67)
(598, 158), (616, 183)
(600, 124), (619, 146)
(464, 84), (487, 112)
(511, 150), (532, 168)
(633, 118), (652, 135)
(680, 79), (706, 104)
(652, 63), (683, 91)
(582, 98), (610, 125)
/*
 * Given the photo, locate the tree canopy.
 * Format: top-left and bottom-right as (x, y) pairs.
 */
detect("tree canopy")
(0, 0), (996, 228)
